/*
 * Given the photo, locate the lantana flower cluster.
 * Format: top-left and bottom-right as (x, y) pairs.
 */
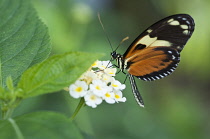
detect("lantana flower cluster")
(69, 60), (126, 108)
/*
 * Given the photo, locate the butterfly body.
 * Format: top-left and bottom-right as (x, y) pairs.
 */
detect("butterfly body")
(111, 14), (195, 107)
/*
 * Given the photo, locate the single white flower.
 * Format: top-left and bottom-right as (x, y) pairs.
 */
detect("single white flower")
(91, 60), (100, 68)
(104, 68), (117, 76)
(111, 80), (126, 90)
(98, 61), (112, 70)
(103, 91), (115, 104)
(69, 80), (88, 98)
(90, 79), (109, 97)
(101, 74), (114, 83)
(114, 91), (127, 103)
(95, 70), (103, 79)
(102, 60), (112, 68)
(84, 92), (103, 108)
(82, 71), (97, 84)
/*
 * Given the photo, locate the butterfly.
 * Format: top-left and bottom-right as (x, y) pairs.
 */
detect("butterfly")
(108, 14), (195, 107)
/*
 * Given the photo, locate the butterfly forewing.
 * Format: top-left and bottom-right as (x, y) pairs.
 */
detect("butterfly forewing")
(124, 14), (194, 58)
(123, 14), (195, 81)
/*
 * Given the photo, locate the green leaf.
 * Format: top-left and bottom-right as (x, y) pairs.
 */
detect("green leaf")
(0, 0), (51, 87)
(0, 111), (83, 139)
(17, 52), (103, 98)
(6, 76), (14, 92)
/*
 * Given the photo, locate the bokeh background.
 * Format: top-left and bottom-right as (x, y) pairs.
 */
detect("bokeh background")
(15, 0), (210, 139)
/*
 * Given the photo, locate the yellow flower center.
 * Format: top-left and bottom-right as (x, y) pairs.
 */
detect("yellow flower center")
(103, 77), (108, 80)
(90, 95), (96, 100)
(75, 87), (83, 92)
(105, 93), (111, 98)
(95, 85), (101, 90)
(115, 94), (120, 99)
(112, 84), (118, 87)
(85, 77), (92, 84)
(92, 61), (97, 67)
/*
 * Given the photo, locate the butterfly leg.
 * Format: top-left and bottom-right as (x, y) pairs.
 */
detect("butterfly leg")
(128, 74), (144, 107)
(116, 70), (121, 74)
(123, 74), (129, 84)
(110, 64), (119, 68)
(116, 68), (127, 75)
(106, 60), (115, 68)
(111, 64), (122, 74)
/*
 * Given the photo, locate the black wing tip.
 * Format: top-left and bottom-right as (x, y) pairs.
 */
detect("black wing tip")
(168, 14), (195, 28)
(161, 14), (195, 33)
(167, 14), (194, 20)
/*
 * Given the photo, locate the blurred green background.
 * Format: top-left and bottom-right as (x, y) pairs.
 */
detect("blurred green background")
(15, 0), (210, 139)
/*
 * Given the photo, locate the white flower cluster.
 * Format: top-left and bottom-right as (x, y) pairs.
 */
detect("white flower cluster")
(69, 60), (126, 108)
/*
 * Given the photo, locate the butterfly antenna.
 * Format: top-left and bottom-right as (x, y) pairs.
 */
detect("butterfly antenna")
(114, 36), (129, 51)
(98, 13), (114, 52)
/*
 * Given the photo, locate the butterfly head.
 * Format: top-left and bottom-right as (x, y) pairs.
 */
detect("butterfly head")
(111, 51), (121, 61)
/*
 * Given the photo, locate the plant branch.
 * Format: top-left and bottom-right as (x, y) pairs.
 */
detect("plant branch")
(70, 98), (85, 121)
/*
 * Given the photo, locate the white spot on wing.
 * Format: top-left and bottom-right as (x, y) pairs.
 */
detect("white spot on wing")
(150, 40), (171, 47)
(180, 25), (188, 29)
(183, 30), (189, 35)
(186, 20), (190, 25)
(177, 46), (182, 50)
(167, 18), (174, 23)
(172, 55), (176, 60)
(159, 75), (164, 78)
(155, 76), (160, 80)
(136, 35), (157, 47)
(147, 29), (153, 33)
(169, 20), (180, 26)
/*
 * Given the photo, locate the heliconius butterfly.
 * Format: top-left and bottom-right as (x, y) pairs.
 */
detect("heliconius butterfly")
(99, 14), (195, 107)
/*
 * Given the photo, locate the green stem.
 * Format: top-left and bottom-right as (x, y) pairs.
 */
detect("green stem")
(9, 118), (24, 139)
(1, 98), (22, 119)
(3, 107), (15, 120)
(70, 98), (85, 121)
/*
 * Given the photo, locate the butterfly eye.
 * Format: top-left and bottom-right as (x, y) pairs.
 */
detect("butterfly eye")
(111, 51), (118, 60)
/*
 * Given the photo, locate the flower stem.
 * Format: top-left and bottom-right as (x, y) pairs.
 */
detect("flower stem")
(70, 98), (85, 121)
(1, 98), (22, 120)
(9, 118), (24, 139)
(2, 107), (15, 120)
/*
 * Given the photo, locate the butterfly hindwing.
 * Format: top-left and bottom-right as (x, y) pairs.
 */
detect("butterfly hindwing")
(123, 14), (194, 81)
(126, 46), (180, 81)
